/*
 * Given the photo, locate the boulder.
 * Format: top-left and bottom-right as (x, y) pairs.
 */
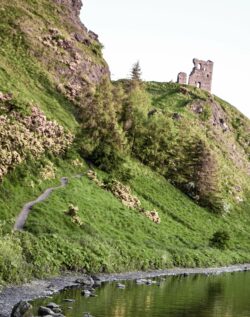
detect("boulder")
(93, 280), (102, 287)
(117, 283), (126, 289)
(38, 307), (65, 317)
(38, 306), (55, 316)
(63, 299), (75, 302)
(51, 308), (62, 314)
(136, 278), (148, 284)
(146, 279), (153, 285)
(46, 303), (60, 310)
(11, 301), (32, 317)
(75, 275), (94, 286)
(81, 289), (91, 297)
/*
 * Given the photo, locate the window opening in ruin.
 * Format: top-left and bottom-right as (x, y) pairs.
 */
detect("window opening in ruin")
(197, 63), (201, 70)
(196, 82), (201, 88)
(207, 74), (210, 78)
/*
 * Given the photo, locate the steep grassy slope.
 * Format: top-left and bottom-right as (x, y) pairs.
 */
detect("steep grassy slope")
(25, 160), (250, 272)
(1, 156), (250, 286)
(144, 82), (250, 210)
(0, 0), (108, 129)
(0, 0), (250, 287)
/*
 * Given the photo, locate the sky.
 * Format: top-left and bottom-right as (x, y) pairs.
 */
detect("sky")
(81, 0), (250, 118)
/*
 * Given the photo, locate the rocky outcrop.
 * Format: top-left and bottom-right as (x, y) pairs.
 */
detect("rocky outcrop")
(17, 0), (110, 106)
(54, 0), (82, 18)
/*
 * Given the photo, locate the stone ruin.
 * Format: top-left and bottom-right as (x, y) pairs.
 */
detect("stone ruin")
(177, 58), (214, 92)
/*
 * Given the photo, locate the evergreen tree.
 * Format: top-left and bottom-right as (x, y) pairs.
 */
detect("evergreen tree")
(77, 79), (125, 163)
(131, 61), (142, 83)
(193, 141), (222, 211)
(173, 138), (223, 211)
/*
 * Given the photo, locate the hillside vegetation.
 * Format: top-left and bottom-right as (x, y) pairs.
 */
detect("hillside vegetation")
(0, 0), (250, 286)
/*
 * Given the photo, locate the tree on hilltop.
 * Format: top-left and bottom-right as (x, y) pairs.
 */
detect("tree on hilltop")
(131, 61), (142, 83)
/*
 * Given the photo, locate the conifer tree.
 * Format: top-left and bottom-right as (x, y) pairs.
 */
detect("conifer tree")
(131, 61), (142, 83)
(193, 141), (222, 211)
(77, 79), (125, 161)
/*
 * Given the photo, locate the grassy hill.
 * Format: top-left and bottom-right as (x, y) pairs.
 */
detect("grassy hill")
(0, 0), (250, 287)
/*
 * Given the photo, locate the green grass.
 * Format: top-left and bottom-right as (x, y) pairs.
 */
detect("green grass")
(1, 157), (248, 286)
(146, 81), (209, 114)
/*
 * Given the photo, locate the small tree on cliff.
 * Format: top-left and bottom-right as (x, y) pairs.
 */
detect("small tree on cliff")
(120, 62), (151, 150)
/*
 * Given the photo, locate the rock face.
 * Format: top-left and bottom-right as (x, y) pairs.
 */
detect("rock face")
(11, 301), (32, 317)
(54, 0), (82, 17)
(19, 0), (110, 106)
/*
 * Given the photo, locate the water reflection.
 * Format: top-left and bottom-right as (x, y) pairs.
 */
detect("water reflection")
(32, 271), (250, 317)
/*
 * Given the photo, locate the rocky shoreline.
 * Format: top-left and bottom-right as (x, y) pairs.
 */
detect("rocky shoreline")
(1, 263), (250, 317)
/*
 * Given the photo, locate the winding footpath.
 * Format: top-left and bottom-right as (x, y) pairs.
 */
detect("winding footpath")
(14, 177), (68, 231)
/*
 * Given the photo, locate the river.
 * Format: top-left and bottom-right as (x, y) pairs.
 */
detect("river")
(31, 271), (250, 317)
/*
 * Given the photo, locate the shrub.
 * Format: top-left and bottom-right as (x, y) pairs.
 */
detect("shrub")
(209, 230), (230, 250)
(200, 103), (212, 121)
(0, 234), (30, 284)
(0, 105), (73, 181)
(90, 143), (124, 173)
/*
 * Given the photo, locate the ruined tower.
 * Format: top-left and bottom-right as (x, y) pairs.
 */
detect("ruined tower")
(188, 59), (213, 92)
(177, 72), (187, 85)
(177, 58), (214, 92)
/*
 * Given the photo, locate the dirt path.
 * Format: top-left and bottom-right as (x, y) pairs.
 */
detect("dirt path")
(14, 177), (68, 231)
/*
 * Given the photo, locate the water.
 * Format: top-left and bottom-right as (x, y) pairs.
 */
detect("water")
(31, 271), (250, 317)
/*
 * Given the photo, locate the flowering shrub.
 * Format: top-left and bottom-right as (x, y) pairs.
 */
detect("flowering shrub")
(64, 204), (83, 226)
(0, 105), (73, 180)
(39, 162), (56, 180)
(13, 107), (74, 154)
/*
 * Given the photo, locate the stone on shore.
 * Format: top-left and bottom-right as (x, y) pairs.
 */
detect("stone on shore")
(75, 275), (94, 287)
(117, 283), (126, 289)
(46, 303), (60, 310)
(38, 306), (55, 316)
(38, 305), (65, 316)
(11, 301), (32, 317)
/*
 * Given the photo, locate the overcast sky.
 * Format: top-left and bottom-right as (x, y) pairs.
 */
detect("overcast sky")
(81, 0), (250, 118)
